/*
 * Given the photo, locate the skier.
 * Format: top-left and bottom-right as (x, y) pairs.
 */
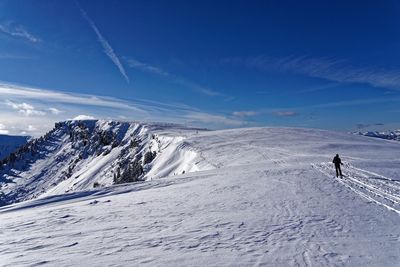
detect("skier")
(332, 154), (343, 178)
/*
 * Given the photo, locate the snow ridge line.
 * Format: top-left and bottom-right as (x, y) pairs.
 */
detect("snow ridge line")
(312, 163), (400, 215)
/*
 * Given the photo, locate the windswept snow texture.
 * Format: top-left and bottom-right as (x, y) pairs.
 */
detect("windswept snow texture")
(1, 126), (400, 266)
(0, 135), (29, 160)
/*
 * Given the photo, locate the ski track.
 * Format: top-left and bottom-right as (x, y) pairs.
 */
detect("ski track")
(313, 162), (400, 215)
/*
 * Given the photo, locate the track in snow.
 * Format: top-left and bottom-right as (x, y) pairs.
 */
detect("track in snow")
(313, 162), (400, 215)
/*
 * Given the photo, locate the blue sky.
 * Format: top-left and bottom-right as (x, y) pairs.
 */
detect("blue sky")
(1, 0), (400, 136)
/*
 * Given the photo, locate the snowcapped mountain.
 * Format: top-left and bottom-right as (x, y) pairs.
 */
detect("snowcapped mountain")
(0, 134), (30, 160)
(1, 122), (400, 266)
(353, 129), (400, 141)
(0, 120), (209, 205)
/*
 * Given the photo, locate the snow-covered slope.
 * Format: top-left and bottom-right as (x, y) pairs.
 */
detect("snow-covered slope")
(0, 120), (208, 205)
(0, 126), (400, 266)
(0, 134), (30, 160)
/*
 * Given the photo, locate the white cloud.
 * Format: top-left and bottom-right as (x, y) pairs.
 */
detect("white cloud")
(0, 115), (53, 137)
(185, 112), (245, 127)
(48, 107), (63, 115)
(76, 3), (129, 83)
(232, 111), (258, 117)
(5, 100), (46, 116)
(0, 83), (145, 113)
(0, 123), (9, 135)
(72, 115), (96, 120)
(0, 23), (41, 43)
(27, 125), (36, 132)
(272, 111), (298, 117)
(0, 82), (247, 136)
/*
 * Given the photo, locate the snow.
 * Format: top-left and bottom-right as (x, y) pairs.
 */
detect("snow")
(354, 129), (400, 141)
(0, 120), (207, 204)
(1, 125), (400, 266)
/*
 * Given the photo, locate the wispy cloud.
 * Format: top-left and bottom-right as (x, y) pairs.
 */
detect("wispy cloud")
(233, 95), (400, 122)
(0, 23), (41, 43)
(0, 82), (245, 135)
(125, 57), (225, 97)
(222, 55), (400, 90)
(272, 111), (298, 117)
(48, 107), (63, 115)
(76, 2), (129, 83)
(310, 96), (400, 109)
(0, 82), (144, 113)
(184, 112), (246, 128)
(125, 58), (170, 77)
(27, 125), (36, 132)
(233, 108), (300, 118)
(232, 111), (258, 117)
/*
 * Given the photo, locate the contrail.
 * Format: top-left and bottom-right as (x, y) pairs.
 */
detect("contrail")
(76, 2), (130, 83)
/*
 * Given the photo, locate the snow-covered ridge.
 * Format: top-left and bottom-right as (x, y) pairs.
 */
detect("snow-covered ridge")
(0, 120), (209, 206)
(353, 129), (400, 141)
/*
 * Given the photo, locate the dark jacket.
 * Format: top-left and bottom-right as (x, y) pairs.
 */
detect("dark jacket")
(333, 156), (342, 166)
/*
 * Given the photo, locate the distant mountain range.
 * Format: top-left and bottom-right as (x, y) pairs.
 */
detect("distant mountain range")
(353, 130), (400, 141)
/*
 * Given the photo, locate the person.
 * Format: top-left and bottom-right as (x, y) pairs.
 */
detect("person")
(332, 154), (343, 178)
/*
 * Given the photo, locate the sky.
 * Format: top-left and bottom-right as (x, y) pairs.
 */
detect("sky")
(1, 0), (400, 136)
